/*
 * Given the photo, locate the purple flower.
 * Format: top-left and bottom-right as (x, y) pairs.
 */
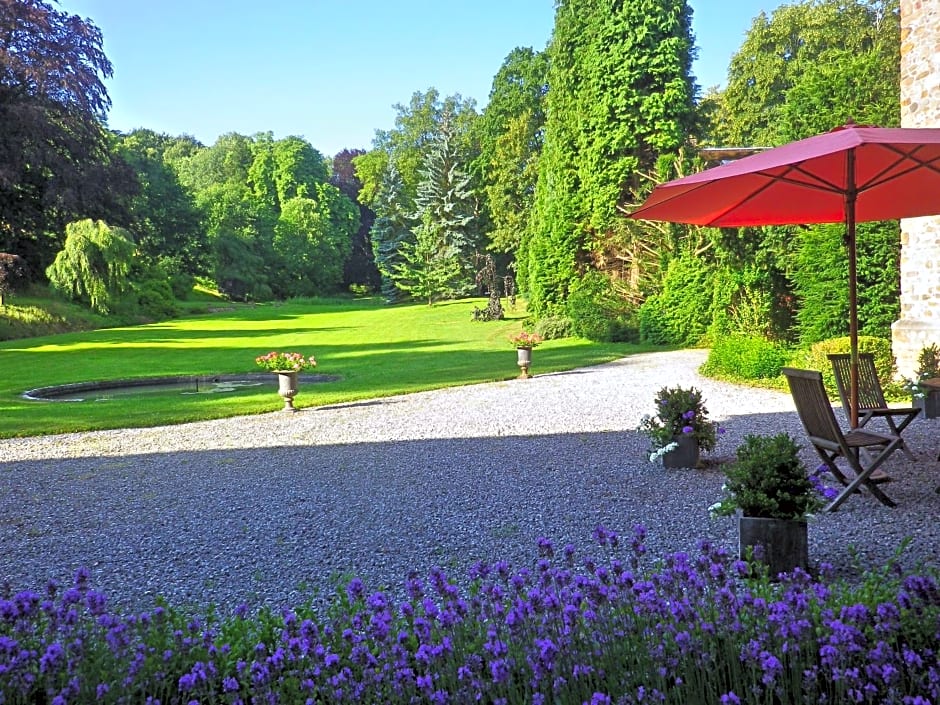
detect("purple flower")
(681, 425), (694, 434)
(537, 536), (554, 558)
(39, 642), (64, 673)
(682, 410), (695, 420)
(345, 578), (364, 603)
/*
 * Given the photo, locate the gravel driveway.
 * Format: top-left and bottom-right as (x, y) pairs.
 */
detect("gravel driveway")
(1, 349), (938, 612)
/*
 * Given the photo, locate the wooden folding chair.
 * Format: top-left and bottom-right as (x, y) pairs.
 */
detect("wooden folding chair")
(827, 353), (920, 460)
(782, 367), (902, 512)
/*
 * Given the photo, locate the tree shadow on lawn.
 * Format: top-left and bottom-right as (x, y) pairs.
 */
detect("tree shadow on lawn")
(1, 416), (937, 615)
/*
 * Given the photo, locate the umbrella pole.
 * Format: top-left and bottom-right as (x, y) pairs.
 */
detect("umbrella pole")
(846, 149), (860, 429)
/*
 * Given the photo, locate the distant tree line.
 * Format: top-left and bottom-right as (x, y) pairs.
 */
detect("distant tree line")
(1, 0), (902, 350)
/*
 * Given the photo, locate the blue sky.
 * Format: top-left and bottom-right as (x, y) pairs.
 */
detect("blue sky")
(60, 0), (787, 157)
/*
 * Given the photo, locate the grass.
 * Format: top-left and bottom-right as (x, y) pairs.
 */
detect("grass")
(0, 290), (111, 340)
(0, 296), (656, 439)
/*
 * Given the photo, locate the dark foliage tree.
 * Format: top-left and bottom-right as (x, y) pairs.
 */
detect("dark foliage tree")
(0, 252), (28, 305)
(332, 149), (379, 291)
(0, 0), (134, 271)
(471, 253), (507, 321)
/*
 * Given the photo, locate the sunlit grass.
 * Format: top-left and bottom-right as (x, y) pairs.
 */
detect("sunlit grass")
(0, 297), (656, 438)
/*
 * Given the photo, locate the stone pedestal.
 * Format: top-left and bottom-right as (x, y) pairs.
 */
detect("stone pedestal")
(893, 0), (940, 380)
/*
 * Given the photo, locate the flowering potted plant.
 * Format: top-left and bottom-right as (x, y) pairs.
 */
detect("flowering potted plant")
(255, 351), (317, 412)
(640, 386), (719, 468)
(508, 331), (543, 379)
(710, 433), (825, 576)
(255, 351), (317, 373)
(508, 331), (543, 349)
(904, 343), (940, 418)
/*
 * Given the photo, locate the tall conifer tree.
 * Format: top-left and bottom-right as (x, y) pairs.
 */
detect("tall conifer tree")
(522, 0), (697, 315)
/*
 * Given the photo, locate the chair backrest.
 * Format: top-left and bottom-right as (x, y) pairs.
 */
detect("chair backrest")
(827, 353), (888, 411)
(782, 367), (847, 448)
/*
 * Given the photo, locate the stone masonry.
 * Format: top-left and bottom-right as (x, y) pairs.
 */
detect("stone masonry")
(892, 0), (940, 378)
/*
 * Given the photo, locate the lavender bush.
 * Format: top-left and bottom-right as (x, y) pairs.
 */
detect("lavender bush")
(2, 527), (938, 704)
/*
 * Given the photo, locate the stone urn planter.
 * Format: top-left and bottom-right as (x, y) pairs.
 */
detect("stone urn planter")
(254, 352), (316, 412)
(276, 370), (299, 412)
(738, 516), (809, 576)
(661, 435), (700, 468)
(516, 346), (533, 379)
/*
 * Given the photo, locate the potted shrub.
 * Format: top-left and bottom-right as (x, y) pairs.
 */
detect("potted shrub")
(508, 331), (543, 379)
(255, 351), (317, 412)
(710, 433), (824, 576)
(640, 386), (720, 468)
(906, 343), (940, 418)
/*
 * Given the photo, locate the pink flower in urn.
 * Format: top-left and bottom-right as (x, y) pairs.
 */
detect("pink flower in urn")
(255, 351), (317, 372)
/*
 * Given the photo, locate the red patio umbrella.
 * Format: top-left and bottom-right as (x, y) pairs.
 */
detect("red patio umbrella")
(629, 122), (940, 427)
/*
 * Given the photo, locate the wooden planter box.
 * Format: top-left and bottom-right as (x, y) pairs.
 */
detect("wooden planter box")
(738, 516), (808, 577)
(661, 435), (700, 469)
(913, 389), (940, 419)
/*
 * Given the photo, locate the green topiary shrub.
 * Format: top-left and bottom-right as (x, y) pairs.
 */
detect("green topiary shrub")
(534, 314), (573, 341)
(638, 294), (671, 345)
(638, 252), (715, 347)
(785, 335), (895, 396)
(703, 335), (789, 379)
(710, 433), (823, 520)
(566, 272), (637, 342)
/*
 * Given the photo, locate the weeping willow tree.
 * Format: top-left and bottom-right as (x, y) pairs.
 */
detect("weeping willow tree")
(46, 219), (135, 314)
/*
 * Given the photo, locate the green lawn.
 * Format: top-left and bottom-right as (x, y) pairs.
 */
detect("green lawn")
(0, 297), (655, 439)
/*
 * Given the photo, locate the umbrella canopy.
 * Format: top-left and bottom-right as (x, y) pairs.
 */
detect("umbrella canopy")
(629, 123), (940, 426)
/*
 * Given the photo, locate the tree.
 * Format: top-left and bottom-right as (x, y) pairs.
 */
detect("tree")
(46, 219), (135, 314)
(332, 149), (379, 291)
(272, 186), (357, 297)
(370, 164), (413, 301)
(475, 48), (549, 258)
(0, 0), (132, 270)
(360, 89), (479, 209)
(705, 0), (901, 343)
(354, 89), (481, 303)
(522, 0), (698, 315)
(717, 0), (899, 146)
(0, 253), (28, 306)
(392, 211), (462, 305)
(409, 111), (479, 297)
(114, 129), (206, 276)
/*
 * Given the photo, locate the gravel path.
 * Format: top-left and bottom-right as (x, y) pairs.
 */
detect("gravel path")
(1, 349), (938, 613)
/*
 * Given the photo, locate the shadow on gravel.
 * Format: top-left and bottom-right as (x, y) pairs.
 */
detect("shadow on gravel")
(1, 410), (938, 614)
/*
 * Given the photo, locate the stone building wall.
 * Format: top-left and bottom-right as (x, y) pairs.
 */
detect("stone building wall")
(892, 0), (940, 378)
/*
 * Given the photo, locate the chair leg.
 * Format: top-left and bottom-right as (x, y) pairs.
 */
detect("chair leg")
(825, 442), (900, 512)
(898, 441), (916, 462)
(826, 471), (897, 511)
(814, 450), (850, 485)
(884, 417), (918, 460)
